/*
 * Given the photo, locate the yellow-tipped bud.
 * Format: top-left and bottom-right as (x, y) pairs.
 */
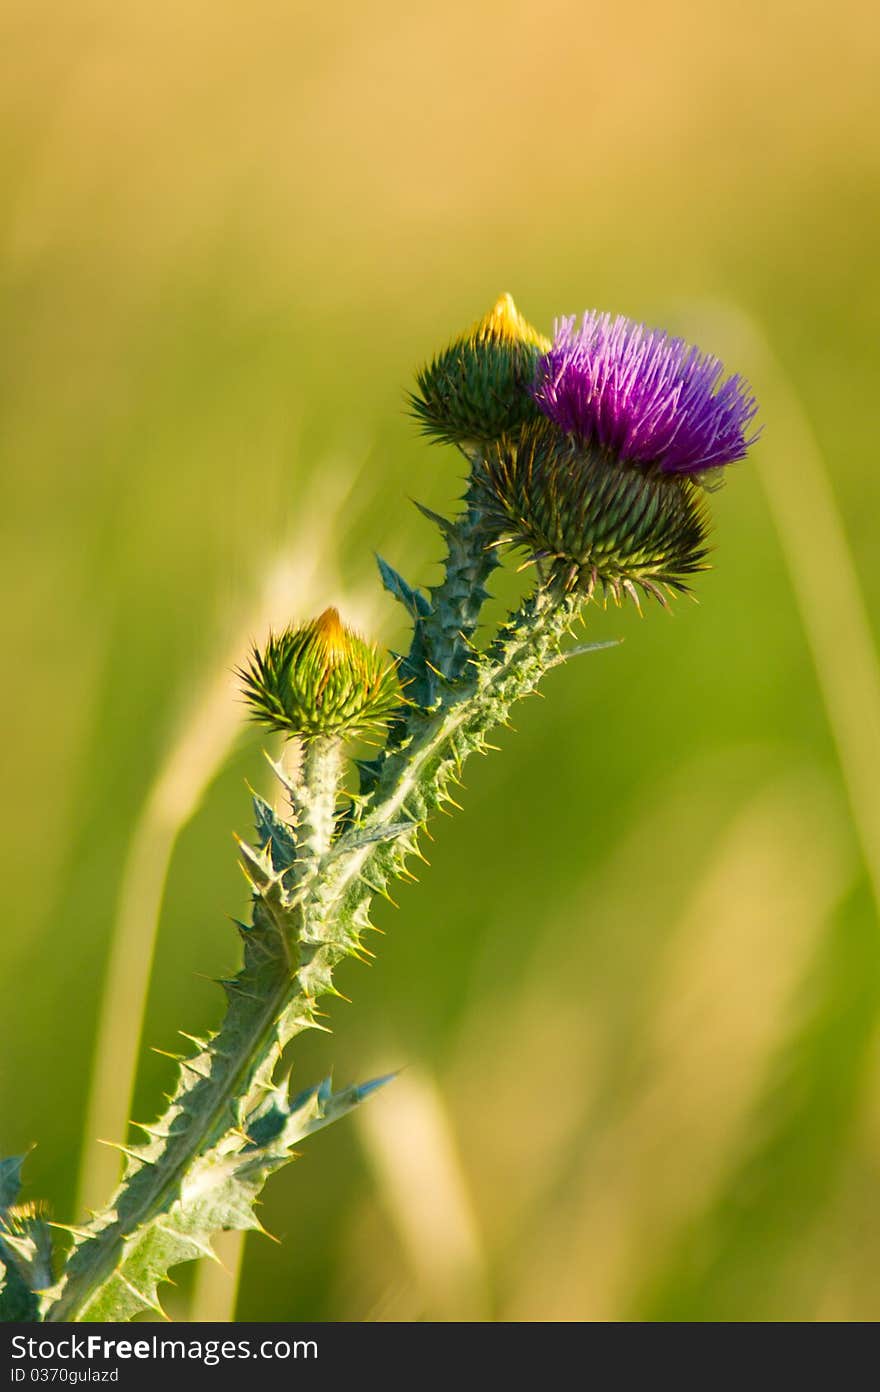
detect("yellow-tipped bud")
(471, 292), (550, 351)
(411, 292), (550, 451)
(239, 608), (402, 740)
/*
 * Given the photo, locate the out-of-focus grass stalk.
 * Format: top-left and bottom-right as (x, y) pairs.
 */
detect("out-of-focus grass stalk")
(188, 1231), (249, 1324)
(356, 1068), (489, 1320)
(690, 305), (880, 916)
(74, 454), (383, 1322)
(446, 757), (848, 1320)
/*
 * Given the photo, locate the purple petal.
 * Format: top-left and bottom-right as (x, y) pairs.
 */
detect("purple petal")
(532, 312), (760, 474)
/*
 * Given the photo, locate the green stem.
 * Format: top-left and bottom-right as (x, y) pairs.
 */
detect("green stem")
(297, 737), (342, 859)
(45, 585), (579, 1322)
(422, 481), (501, 683)
(374, 481), (500, 781)
(45, 742), (344, 1324)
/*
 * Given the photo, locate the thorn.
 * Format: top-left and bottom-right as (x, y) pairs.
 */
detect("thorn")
(329, 986), (353, 1003)
(177, 1054), (213, 1080)
(96, 1140), (149, 1164)
(47, 1221), (93, 1240)
(216, 978), (264, 1002)
(127, 1119), (164, 1139)
(623, 578), (643, 613)
(411, 498), (455, 535)
(117, 1273), (169, 1320)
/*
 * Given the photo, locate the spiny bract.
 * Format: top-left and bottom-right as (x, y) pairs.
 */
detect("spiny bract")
(473, 418), (711, 604)
(240, 607), (402, 739)
(411, 292), (550, 451)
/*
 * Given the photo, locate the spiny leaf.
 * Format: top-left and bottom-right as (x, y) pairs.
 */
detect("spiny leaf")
(243, 1072), (394, 1152)
(0, 1157), (24, 1211)
(252, 793), (298, 873)
(412, 499), (457, 536)
(1, 1162), (53, 1322)
(42, 1076), (388, 1322)
(0, 1257), (38, 1322)
(341, 820), (418, 851)
(376, 554), (432, 620)
(47, 562), (602, 1324)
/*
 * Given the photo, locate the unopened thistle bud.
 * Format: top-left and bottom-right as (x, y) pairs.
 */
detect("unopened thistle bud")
(474, 419), (711, 602)
(411, 293), (550, 451)
(240, 608), (402, 739)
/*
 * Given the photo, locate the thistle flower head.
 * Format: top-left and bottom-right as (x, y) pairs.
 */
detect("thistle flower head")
(411, 293), (550, 450)
(533, 312), (760, 475)
(240, 607), (402, 740)
(474, 419), (711, 603)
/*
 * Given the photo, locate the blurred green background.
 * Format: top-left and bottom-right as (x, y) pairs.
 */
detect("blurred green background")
(3, 0), (880, 1322)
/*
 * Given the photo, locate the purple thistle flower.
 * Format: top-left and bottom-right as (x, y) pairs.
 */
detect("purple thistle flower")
(532, 312), (760, 475)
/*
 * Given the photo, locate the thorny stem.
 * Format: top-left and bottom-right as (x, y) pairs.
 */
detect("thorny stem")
(422, 478), (501, 683)
(297, 737), (343, 859)
(45, 581), (578, 1323)
(46, 743), (346, 1323)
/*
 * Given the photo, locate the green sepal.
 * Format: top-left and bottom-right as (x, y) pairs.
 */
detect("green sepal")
(240, 608), (401, 740)
(474, 419), (711, 603)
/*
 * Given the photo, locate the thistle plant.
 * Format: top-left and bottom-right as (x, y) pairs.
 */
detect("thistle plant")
(1, 295), (759, 1323)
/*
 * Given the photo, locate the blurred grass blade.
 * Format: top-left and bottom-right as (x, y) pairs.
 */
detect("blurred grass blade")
(634, 876), (880, 1321)
(356, 1066), (489, 1320)
(689, 305), (880, 917)
(188, 1231), (246, 1323)
(74, 457), (380, 1240)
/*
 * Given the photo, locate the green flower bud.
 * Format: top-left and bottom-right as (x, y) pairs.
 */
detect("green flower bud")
(240, 608), (402, 739)
(473, 419), (711, 603)
(411, 293), (551, 451)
